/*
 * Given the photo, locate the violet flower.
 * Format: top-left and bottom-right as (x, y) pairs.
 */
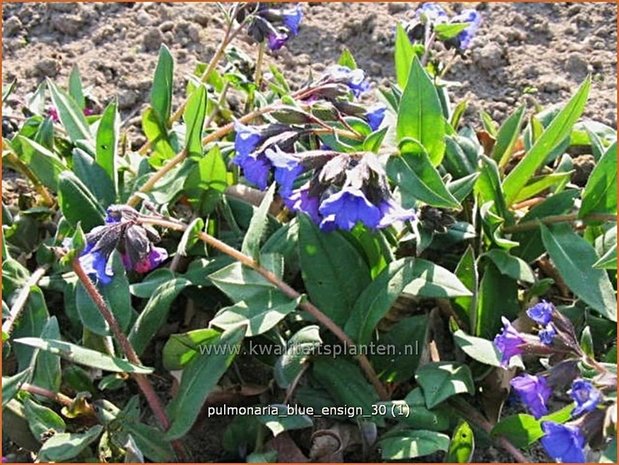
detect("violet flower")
(540, 422), (586, 463)
(510, 374), (552, 419)
(527, 300), (555, 326)
(494, 317), (526, 367)
(570, 379), (602, 417)
(365, 104), (386, 131)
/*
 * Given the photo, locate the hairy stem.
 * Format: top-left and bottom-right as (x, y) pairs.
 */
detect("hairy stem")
(71, 260), (171, 430)
(449, 397), (528, 463)
(4, 151), (55, 207)
(503, 213), (616, 234)
(2, 265), (50, 337)
(21, 382), (94, 414)
(138, 217), (389, 400)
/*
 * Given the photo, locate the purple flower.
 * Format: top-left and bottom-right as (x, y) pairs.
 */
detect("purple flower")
(322, 65), (370, 98)
(539, 323), (557, 345)
(319, 187), (381, 231)
(377, 198), (415, 228)
(416, 3), (448, 24)
(366, 104), (386, 131)
(452, 9), (481, 50)
(281, 5), (303, 36)
(47, 106), (60, 123)
(493, 317), (526, 367)
(286, 185), (321, 225)
(134, 246), (168, 274)
(265, 147), (304, 197)
(527, 300), (554, 326)
(267, 31), (289, 51)
(570, 379), (602, 417)
(510, 374), (552, 419)
(541, 422), (586, 463)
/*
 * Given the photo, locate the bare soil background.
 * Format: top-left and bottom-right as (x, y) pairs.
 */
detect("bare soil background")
(1, 2), (617, 462)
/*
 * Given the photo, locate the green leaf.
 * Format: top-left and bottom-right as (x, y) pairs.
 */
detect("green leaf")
(210, 291), (299, 337)
(130, 268), (176, 298)
(128, 278), (191, 356)
(443, 135), (477, 179)
(601, 437), (617, 463)
(337, 47), (357, 69)
(483, 249), (536, 283)
(166, 326), (246, 439)
(503, 78), (590, 205)
(31, 317), (62, 392)
(23, 396), (66, 440)
(2, 369), (32, 407)
(162, 328), (221, 371)
(14, 338), (153, 374)
(346, 258), (471, 345)
(446, 420), (475, 463)
(397, 58), (446, 165)
(298, 215), (371, 326)
(387, 149), (460, 209)
(57, 170), (105, 230)
(579, 141), (617, 218)
(47, 79), (92, 144)
(72, 148), (116, 207)
(313, 357), (380, 417)
(184, 84), (207, 157)
(434, 22), (469, 40)
(16, 136), (65, 192)
(593, 244), (617, 270)
(257, 404), (313, 437)
(95, 100), (120, 191)
(453, 246), (477, 328)
(185, 145), (227, 192)
(68, 65), (85, 109)
(122, 422), (176, 462)
(274, 325), (321, 388)
(151, 44), (174, 126)
(493, 105), (526, 168)
(242, 183), (276, 261)
(453, 330), (502, 367)
(448, 172), (480, 203)
(415, 362), (474, 409)
(475, 155), (509, 220)
(378, 390), (450, 431)
(76, 252), (132, 336)
(379, 429), (450, 460)
(209, 254), (283, 302)
(142, 107), (176, 166)
(541, 224), (616, 321)
(475, 262), (519, 338)
(394, 23), (415, 89)
(38, 425), (103, 462)
(513, 172), (573, 204)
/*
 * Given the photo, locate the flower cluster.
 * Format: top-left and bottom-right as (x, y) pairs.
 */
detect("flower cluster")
(408, 3), (482, 51)
(493, 301), (612, 463)
(78, 205), (167, 285)
(240, 3), (303, 51)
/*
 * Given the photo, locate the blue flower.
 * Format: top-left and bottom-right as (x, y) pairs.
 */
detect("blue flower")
(234, 122), (263, 161)
(323, 65), (370, 98)
(510, 374), (552, 419)
(235, 152), (272, 190)
(80, 242), (113, 285)
(527, 300), (554, 326)
(319, 187), (381, 231)
(366, 104), (386, 131)
(541, 422), (586, 463)
(377, 198), (415, 229)
(265, 147), (304, 197)
(281, 5), (303, 36)
(286, 185), (321, 225)
(452, 9), (482, 49)
(416, 3), (448, 24)
(570, 379), (602, 417)
(539, 323), (557, 345)
(493, 317), (526, 367)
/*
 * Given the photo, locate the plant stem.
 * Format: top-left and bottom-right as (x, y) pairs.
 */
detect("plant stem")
(449, 397), (528, 463)
(3, 151), (55, 207)
(21, 382), (93, 412)
(503, 213), (616, 234)
(71, 260), (170, 431)
(2, 265), (50, 337)
(254, 41), (266, 90)
(138, 217), (389, 400)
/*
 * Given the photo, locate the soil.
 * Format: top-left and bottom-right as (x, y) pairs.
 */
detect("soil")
(1, 2), (617, 463)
